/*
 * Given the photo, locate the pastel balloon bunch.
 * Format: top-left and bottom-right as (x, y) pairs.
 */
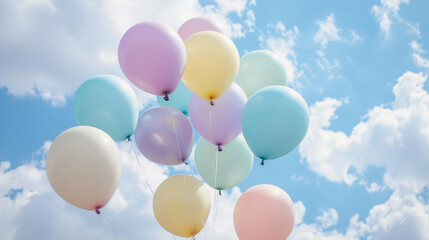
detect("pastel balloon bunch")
(45, 15), (309, 240)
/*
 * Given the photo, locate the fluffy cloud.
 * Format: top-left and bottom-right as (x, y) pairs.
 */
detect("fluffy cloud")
(258, 21), (301, 84)
(410, 41), (429, 69)
(313, 14), (342, 48)
(0, 0), (255, 106)
(300, 71), (429, 191)
(316, 208), (339, 229)
(371, 0), (410, 36)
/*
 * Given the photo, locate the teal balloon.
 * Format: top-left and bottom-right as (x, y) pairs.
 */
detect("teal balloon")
(157, 81), (192, 116)
(195, 135), (253, 190)
(235, 50), (287, 98)
(74, 75), (139, 141)
(242, 86), (309, 160)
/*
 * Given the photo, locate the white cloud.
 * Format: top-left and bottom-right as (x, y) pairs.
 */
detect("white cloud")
(259, 22), (300, 84)
(316, 208), (339, 229)
(313, 14), (342, 48)
(410, 41), (429, 69)
(214, 0), (248, 16)
(0, 0), (255, 106)
(371, 0), (410, 36)
(300, 71), (429, 191)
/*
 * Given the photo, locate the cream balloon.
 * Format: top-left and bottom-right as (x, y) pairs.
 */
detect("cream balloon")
(153, 175), (210, 237)
(46, 126), (122, 211)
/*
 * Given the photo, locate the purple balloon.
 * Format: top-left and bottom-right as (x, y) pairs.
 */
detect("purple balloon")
(178, 16), (224, 41)
(118, 22), (186, 96)
(134, 106), (193, 165)
(189, 83), (247, 148)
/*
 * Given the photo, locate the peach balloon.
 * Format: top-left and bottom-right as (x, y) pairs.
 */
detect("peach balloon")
(233, 184), (295, 240)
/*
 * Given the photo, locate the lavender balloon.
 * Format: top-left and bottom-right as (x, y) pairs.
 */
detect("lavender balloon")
(118, 22), (186, 97)
(178, 16), (224, 41)
(189, 83), (247, 149)
(134, 106), (193, 165)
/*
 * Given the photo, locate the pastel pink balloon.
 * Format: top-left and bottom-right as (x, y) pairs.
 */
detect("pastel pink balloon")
(189, 83), (247, 147)
(118, 22), (186, 96)
(178, 16), (224, 41)
(234, 184), (295, 240)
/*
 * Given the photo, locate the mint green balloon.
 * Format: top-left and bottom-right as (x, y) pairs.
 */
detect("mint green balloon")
(157, 81), (192, 116)
(195, 135), (253, 190)
(235, 50), (287, 98)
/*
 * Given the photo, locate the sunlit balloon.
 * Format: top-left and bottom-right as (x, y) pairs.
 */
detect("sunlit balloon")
(234, 184), (295, 240)
(73, 75), (139, 141)
(195, 135), (253, 190)
(118, 22), (186, 96)
(46, 126), (122, 211)
(242, 86), (309, 160)
(182, 31), (239, 100)
(153, 175), (210, 237)
(134, 106), (193, 165)
(189, 83), (247, 147)
(235, 50), (287, 98)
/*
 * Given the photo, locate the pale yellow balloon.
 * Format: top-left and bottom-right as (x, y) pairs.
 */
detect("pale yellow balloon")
(183, 31), (240, 100)
(153, 175), (210, 237)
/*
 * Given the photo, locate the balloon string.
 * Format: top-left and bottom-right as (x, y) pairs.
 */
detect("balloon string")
(183, 174), (196, 237)
(128, 140), (177, 240)
(168, 101), (183, 164)
(184, 163), (208, 240)
(96, 210), (120, 240)
(129, 139), (156, 194)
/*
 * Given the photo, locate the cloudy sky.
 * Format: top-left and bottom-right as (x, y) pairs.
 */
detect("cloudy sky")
(1, 0), (429, 239)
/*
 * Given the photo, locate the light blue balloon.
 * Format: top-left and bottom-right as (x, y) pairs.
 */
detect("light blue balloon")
(157, 81), (192, 116)
(74, 75), (139, 141)
(242, 86), (309, 160)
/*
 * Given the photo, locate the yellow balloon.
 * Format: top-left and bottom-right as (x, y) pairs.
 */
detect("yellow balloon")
(183, 31), (240, 100)
(153, 175), (210, 237)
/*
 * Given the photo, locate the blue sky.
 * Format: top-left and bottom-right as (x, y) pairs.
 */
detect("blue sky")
(1, 0), (429, 239)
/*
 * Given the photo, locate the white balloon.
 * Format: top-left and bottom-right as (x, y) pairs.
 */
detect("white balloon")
(46, 126), (122, 211)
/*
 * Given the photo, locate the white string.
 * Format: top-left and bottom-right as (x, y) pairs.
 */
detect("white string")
(168, 104), (183, 164)
(97, 211), (120, 240)
(128, 139), (177, 240)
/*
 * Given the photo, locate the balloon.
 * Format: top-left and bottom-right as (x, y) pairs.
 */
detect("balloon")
(157, 81), (192, 116)
(194, 135), (253, 190)
(233, 184), (295, 240)
(153, 175), (210, 238)
(235, 50), (287, 98)
(73, 75), (139, 141)
(182, 31), (239, 100)
(46, 126), (122, 211)
(178, 16), (223, 41)
(242, 86), (309, 160)
(118, 22), (186, 96)
(189, 83), (247, 147)
(134, 106), (193, 165)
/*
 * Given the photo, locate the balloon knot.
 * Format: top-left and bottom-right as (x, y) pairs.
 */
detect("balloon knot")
(95, 209), (101, 215)
(127, 137), (131, 142)
(261, 159), (265, 166)
(210, 99), (214, 106)
(163, 94), (169, 101)
(217, 144), (222, 152)
(183, 161), (189, 165)
(219, 190), (222, 196)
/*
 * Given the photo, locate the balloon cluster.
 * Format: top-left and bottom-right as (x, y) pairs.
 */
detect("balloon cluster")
(46, 16), (309, 240)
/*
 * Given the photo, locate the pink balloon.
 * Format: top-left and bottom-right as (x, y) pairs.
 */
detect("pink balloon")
(134, 106), (193, 165)
(178, 16), (224, 41)
(118, 22), (186, 96)
(234, 185), (295, 240)
(189, 83), (247, 148)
